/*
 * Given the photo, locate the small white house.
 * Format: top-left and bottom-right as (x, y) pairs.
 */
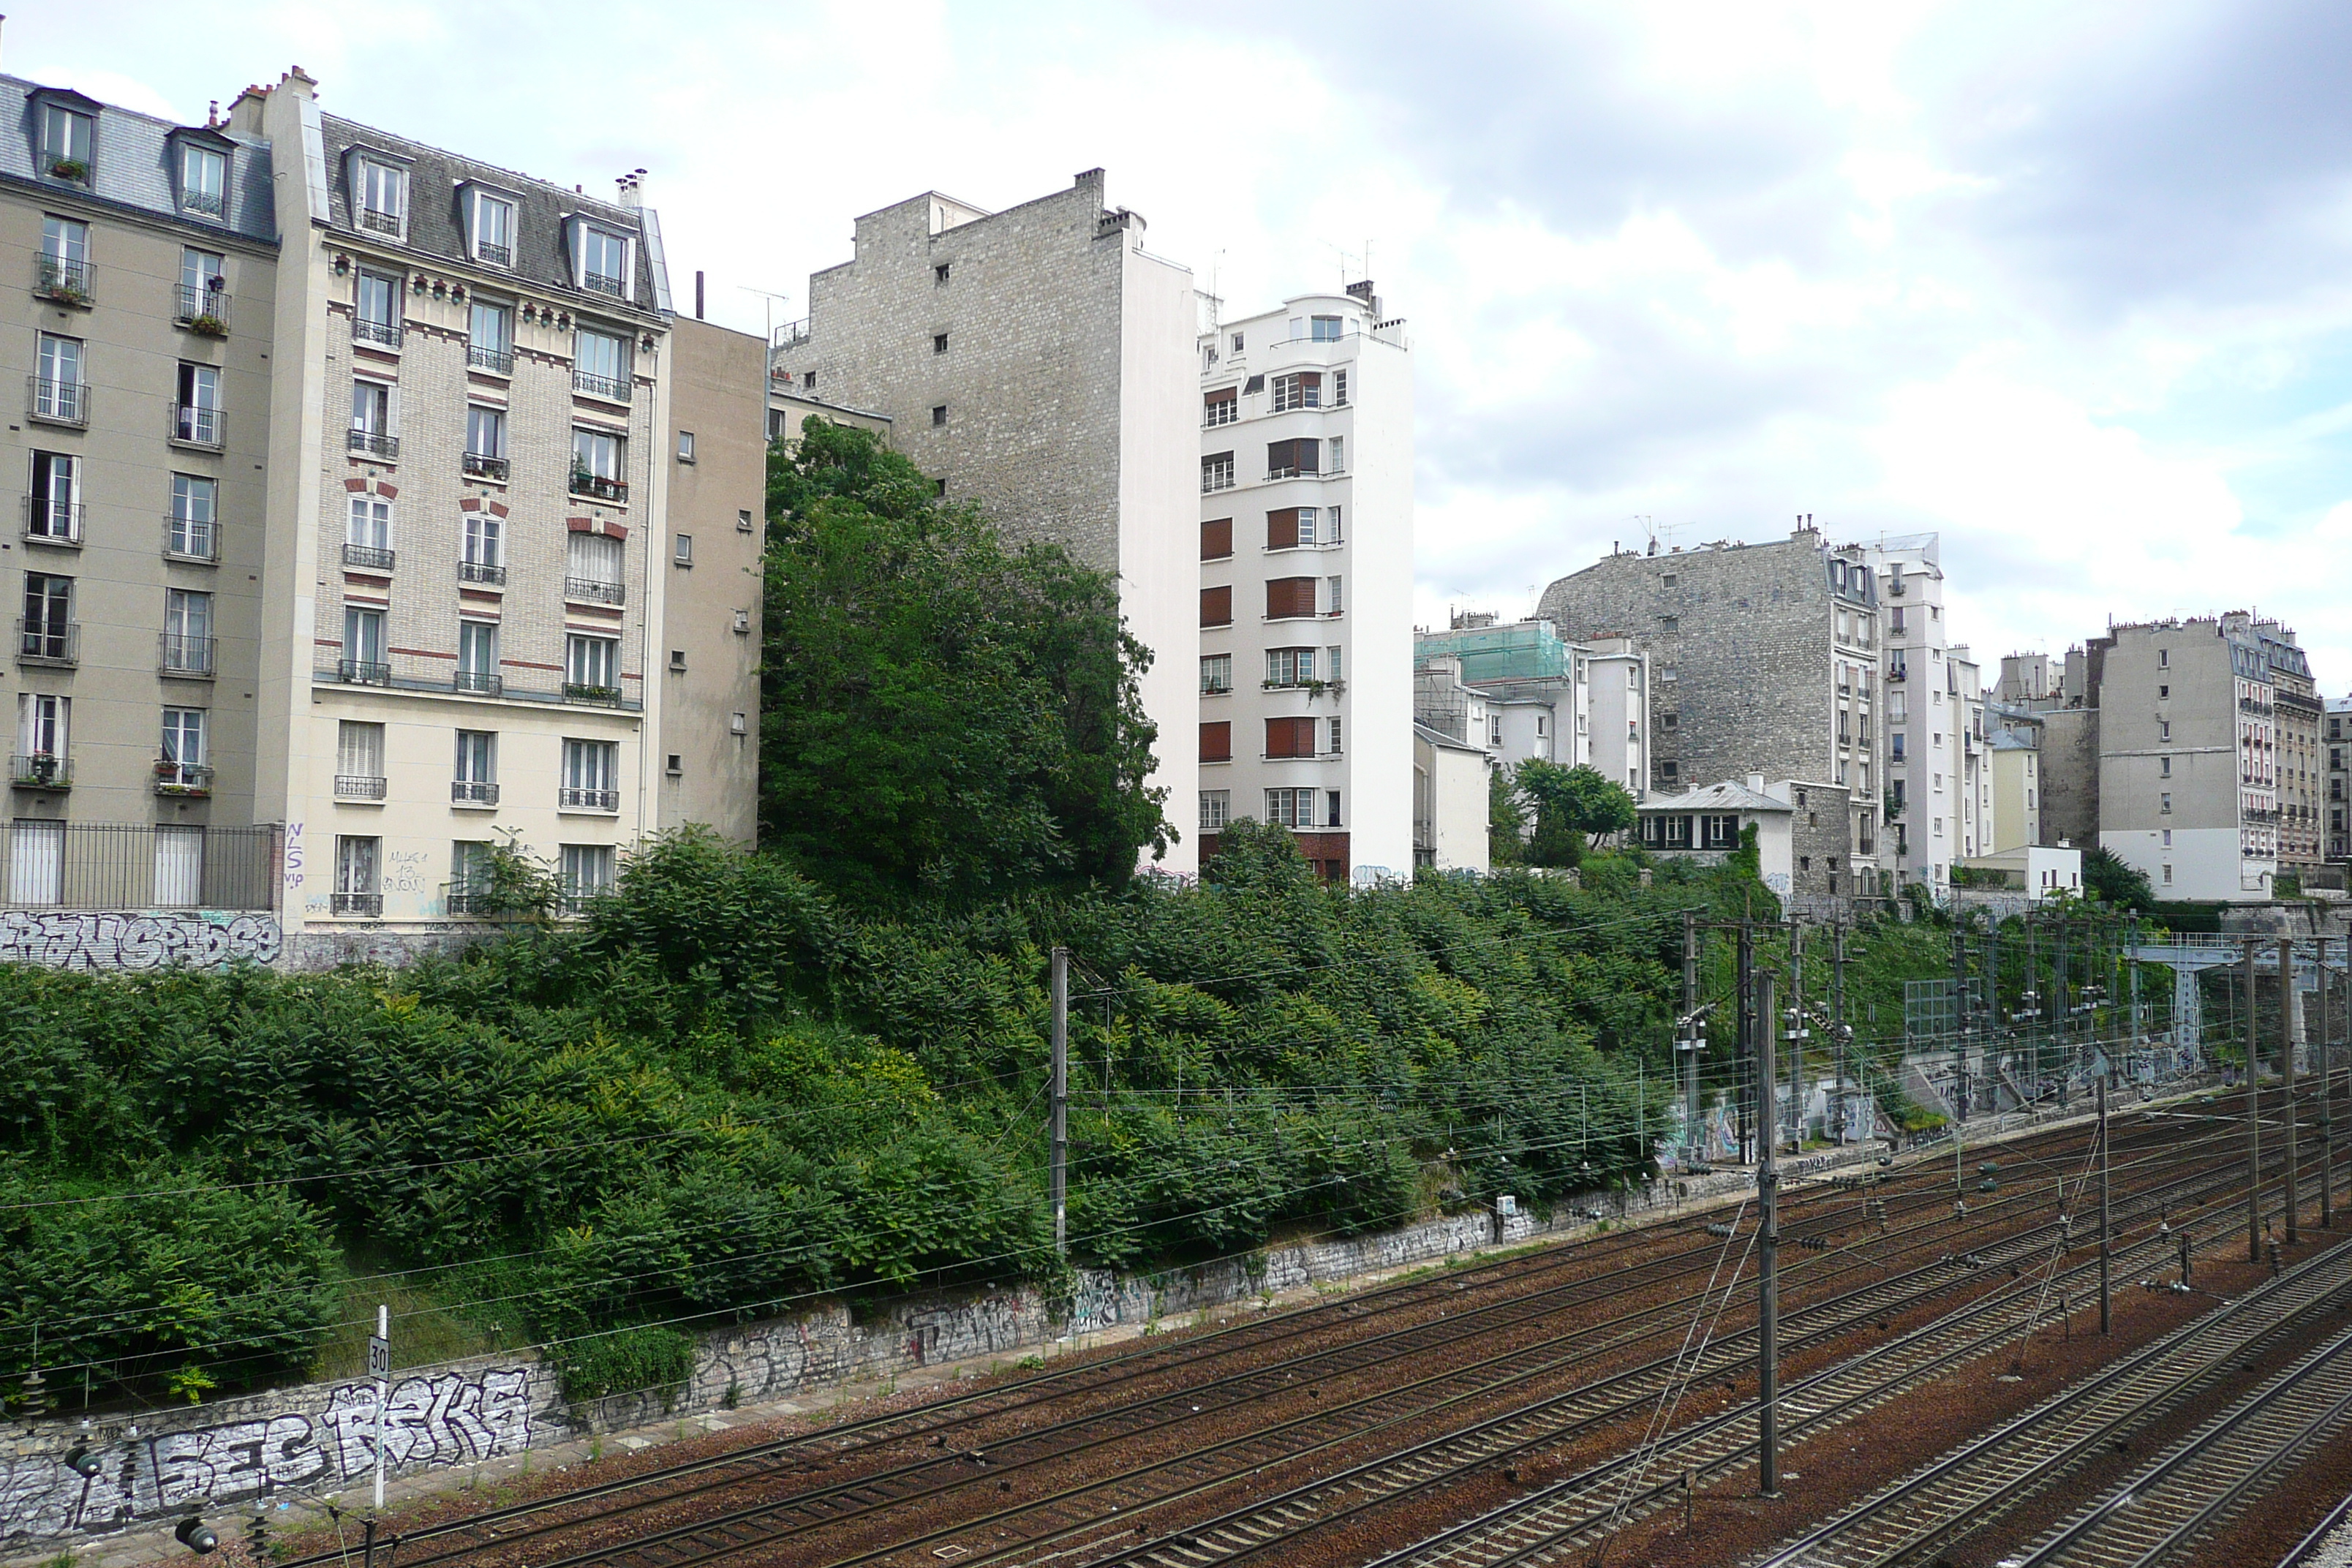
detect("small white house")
(1958, 844), (2085, 902)
(1635, 778), (1795, 892)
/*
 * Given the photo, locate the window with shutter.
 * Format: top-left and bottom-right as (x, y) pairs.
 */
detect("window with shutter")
(1266, 439), (1321, 479)
(1267, 576), (1316, 619)
(1201, 518), (1232, 560)
(1199, 721), (1232, 763)
(1202, 386), (1237, 427)
(1265, 717), (1317, 758)
(1266, 508), (1299, 549)
(1200, 584), (1233, 627)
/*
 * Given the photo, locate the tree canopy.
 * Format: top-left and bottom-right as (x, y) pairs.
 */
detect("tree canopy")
(2081, 845), (2155, 911)
(760, 421), (1169, 903)
(1510, 761), (1640, 868)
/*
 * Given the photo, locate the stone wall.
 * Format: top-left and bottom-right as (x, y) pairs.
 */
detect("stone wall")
(0, 911), (280, 970)
(2039, 706), (2100, 850)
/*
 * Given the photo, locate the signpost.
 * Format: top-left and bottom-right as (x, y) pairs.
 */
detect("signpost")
(369, 1306), (390, 1512)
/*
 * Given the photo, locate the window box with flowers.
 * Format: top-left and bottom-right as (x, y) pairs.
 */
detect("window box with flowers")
(49, 158), (88, 184)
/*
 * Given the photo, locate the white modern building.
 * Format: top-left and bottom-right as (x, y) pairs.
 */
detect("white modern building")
(1869, 534), (1983, 892)
(1196, 285), (1412, 881)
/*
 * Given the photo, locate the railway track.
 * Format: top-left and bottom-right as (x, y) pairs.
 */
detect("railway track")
(290, 1095), (2215, 1568)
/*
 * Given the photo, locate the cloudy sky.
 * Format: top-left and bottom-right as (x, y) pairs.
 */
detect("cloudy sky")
(28, 1), (2352, 690)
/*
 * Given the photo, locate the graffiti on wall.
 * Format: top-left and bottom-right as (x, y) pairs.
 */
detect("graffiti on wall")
(0, 1367), (536, 1545)
(0, 911), (281, 971)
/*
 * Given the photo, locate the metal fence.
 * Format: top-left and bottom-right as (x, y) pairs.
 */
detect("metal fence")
(0, 822), (279, 911)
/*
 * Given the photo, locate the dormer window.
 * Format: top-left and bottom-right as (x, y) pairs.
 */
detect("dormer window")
(572, 221), (633, 301)
(178, 141), (227, 218)
(38, 100), (95, 184)
(354, 157), (406, 237)
(462, 186), (519, 267)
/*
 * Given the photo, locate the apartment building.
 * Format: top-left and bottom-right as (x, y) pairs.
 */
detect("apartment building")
(0, 77), (282, 914)
(2087, 616), (2296, 901)
(1411, 615), (1648, 789)
(1196, 287), (1413, 881)
(1537, 524), (1880, 896)
(1983, 703), (2046, 853)
(2328, 696), (2350, 867)
(769, 172), (1198, 875)
(2239, 614), (2325, 876)
(1999, 647), (2098, 851)
(1867, 534), (1983, 889)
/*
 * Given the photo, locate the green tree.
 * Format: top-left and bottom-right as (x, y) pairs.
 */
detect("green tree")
(1511, 761), (1639, 868)
(1487, 767), (1526, 867)
(761, 421), (1169, 902)
(2082, 845), (2155, 911)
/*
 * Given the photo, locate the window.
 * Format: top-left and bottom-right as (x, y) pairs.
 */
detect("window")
(1265, 577), (1317, 619)
(2158, 648), (2170, 669)
(170, 362), (221, 447)
(448, 840), (495, 909)
(336, 720), (386, 798)
(561, 739), (620, 809)
(333, 835), (381, 915)
(469, 191), (516, 266)
(572, 428), (626, 502)
(565, 634), (619, 698)
(2160, 720), (2171, 742)
(346, 494), (393, 568)
(1309, 314), (1343, 342)
(160, 707), (206, 790)
(39, 102), (94, 181)
(1200, 654), (1232, 695)
(1891, 732), (1906, 761)
(453, 731), (497, 804)
(925, 404), (949, 429)
(1231, 331), (1244, 352)
(355, 159), (405, 235)
(1327, 647), (1343, 682)
(342, 606), (386, 679)
(1272, 371), (1323, 411)
(1489, 715), (1503, 746)
(1326, 575), (1343, 615)
(167, 474), (217, 560)
(666, 753), (684, 776)
(355, 270), (402, 345)
(1266, 507), (1326, 549)
(34, 333), (85, 423)
(1200, 720), (1232, 762)
(1332, 369), (1349, 407)
(1199, 791), (1231, 830)
(2163, 828), (2174, 848)
(2160, 755), (2172, 777)
(1660, 615), (1679, 634)
(935, 263), (951, 284)
(676, 430), (696, 463)
(931, 332), (949, 356)
(1204, 387), (1237, 426)
(162, 589), (212, 674)
(20, 573), (72, 662)
(2160, 792), (2173, 814)
(1201, 518), (1233, 560)
(1264, 717), (1318, 758)
(1265, 787), (1317, 827)
(37, 217), (88, 298)
(1327, 436), (1344, 473)
(578, 226), (630, 298)
(1265, 437), (1320, 479)
(464, 406), (508, 481)
(173, 247), (229, 330)
(461, 512), (502, 587)
(574, 328), (630, 401)
(17, 693), (68, 775)
(1267, 647), (1317, 687)
(469, 301), (513, 373)
(27, 451), (78, 543)
(350, 380), (395, 456)
(740, 509), (755, 534)
(456, 620), (500, 693)
(1329, 717), (1343, 754)
(1202, 451), (1236, 492)
(179, 142), (226, 216)
(1201, 585), (1234, 627)
(561, 844), (616, 907)
(566, 531), (626, 605)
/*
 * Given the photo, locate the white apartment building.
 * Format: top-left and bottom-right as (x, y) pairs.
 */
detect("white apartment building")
(1870, 534), (1978, 890)
(1411, 617), (1648, 789)
(1197, 286), (1411, 881)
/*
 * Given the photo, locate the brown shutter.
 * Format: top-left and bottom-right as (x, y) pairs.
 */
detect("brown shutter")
(1200, 584), (1232, 626)
(1267, 439), (1292, 474)
(1265, 717), (1316, 758)
(1205, 386), (1236, 407)
(1201, 518), (1233, 559)
(1297, 438), (1319, 473)
(1199, 721), (1232, 763)
(1297, 371), (1321, 390)
(1266, 576), (1315, 619)
(1266, 508), (1299, 549)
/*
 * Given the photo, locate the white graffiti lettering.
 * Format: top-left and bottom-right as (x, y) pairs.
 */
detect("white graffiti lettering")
(0, 911), (280, 972)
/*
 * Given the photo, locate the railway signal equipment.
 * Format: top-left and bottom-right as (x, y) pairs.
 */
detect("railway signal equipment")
(175, 1517), (219, 1556)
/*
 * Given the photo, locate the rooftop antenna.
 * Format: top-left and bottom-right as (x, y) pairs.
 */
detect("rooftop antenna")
(740, 285), (791, 359)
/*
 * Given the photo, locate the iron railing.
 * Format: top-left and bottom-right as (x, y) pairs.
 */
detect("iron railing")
(343, 543), (395, 571)
(357, 208), (401, 236)
(159, 633), (216, 676)
(0, 821), (277, 910)
(164, 515), (220, 562)
(564, 576), (625, 606)
(171, 403), (222, 448)
(29, 376), (88, 426)
(10, 753), (71, 789)
(337, 658), (391, 686)
(445, 889), (496, 915)
(559, 786), (619, 811)
(453, 670), (502, 696)
(18, 619), (78, 665)
(462, 451), (508, 480)
(352, 315), (402, 347)
(452, 780), (500, 805)
(581, 271), (626, 299)
(564, 683), (621, 706)
(180, 186), (225, 218)
(334, 774), (387, 801)
(468, 343), (514, 374)
(347, 429), (399, 459)
(34, 255), (91, 303)
(476, 241), (513, 268)
(332, 891), (383, 916)
(573, 369), (631, 402)
(22, 496), (82, 545)
(154, 761), (212, 796)
(173, 284), (230, 333)
(570, 472), (628, 502)
(458, 559), (505, 586)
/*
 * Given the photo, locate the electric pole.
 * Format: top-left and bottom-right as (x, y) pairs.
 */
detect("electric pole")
(1050, 946), (1069, 1259)
(1681, 911), (1701, 1163)
(1738, 919), (1756, 1166)
(1789, 924), (1806, 1152)
(1757, 970), (1781, 1499)
(2246, 936), (2263, 1264)
(2097, 1076), (2111, 1335)
(2323, 945), (2337, 1230)
(2283, 936), (2299, 1248)
(1832, 921), (1848, 1143)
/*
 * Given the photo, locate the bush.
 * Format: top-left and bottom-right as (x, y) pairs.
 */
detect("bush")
(547, 1325), (696, 1404)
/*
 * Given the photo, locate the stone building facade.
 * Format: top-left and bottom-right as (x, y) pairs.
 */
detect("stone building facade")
(2329, 696), (2350, 868)
(769, 173), (1199, 875)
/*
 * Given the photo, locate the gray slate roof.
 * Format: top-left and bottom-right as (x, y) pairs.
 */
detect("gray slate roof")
(1637, 780), (1791, 815)
(0, 74), (276, 243)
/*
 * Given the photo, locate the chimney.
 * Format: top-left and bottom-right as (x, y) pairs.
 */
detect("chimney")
(1748, 774), (1766, 794)
(694, 270), (704, 320)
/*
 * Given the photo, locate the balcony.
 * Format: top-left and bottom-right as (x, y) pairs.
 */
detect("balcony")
(462, 451), (509, 481)
(159, 633), (216, 678)
(33, 255), (91, 306)
(334, 773), (388, 801)
(29, 377), (88, 428)
(22, 497), (82, 546)
(164, 516), (221, 562)
(477, 241), (513, 268)
(564, 576), (626, 606)
(559, 785), (620, 812)
(458, 559), (506, 587)
(581, 271), (626, 300)
(358, 206), (402, 237)
(343, 543), (395, 572)
(468, 344), (513, 375)
(570, 472), (628, 504)
(347, 429), (400, 461)
(337, 658), (392, 687)
(452, 670), (502, 696)
(352, 315), (402, 348)
(451, 780), (501, 806)
(180, 186), (225, 219)
(332, 891), (383, 917)
(564, 682), (621, 707)
(10, 753), (71, 791)
(155, 760), (213, 797)
(18, 620), (78, 666)
(573, 369), (632, 403)
(173, 284), (230, 336)
(170, 403), (223, 449)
